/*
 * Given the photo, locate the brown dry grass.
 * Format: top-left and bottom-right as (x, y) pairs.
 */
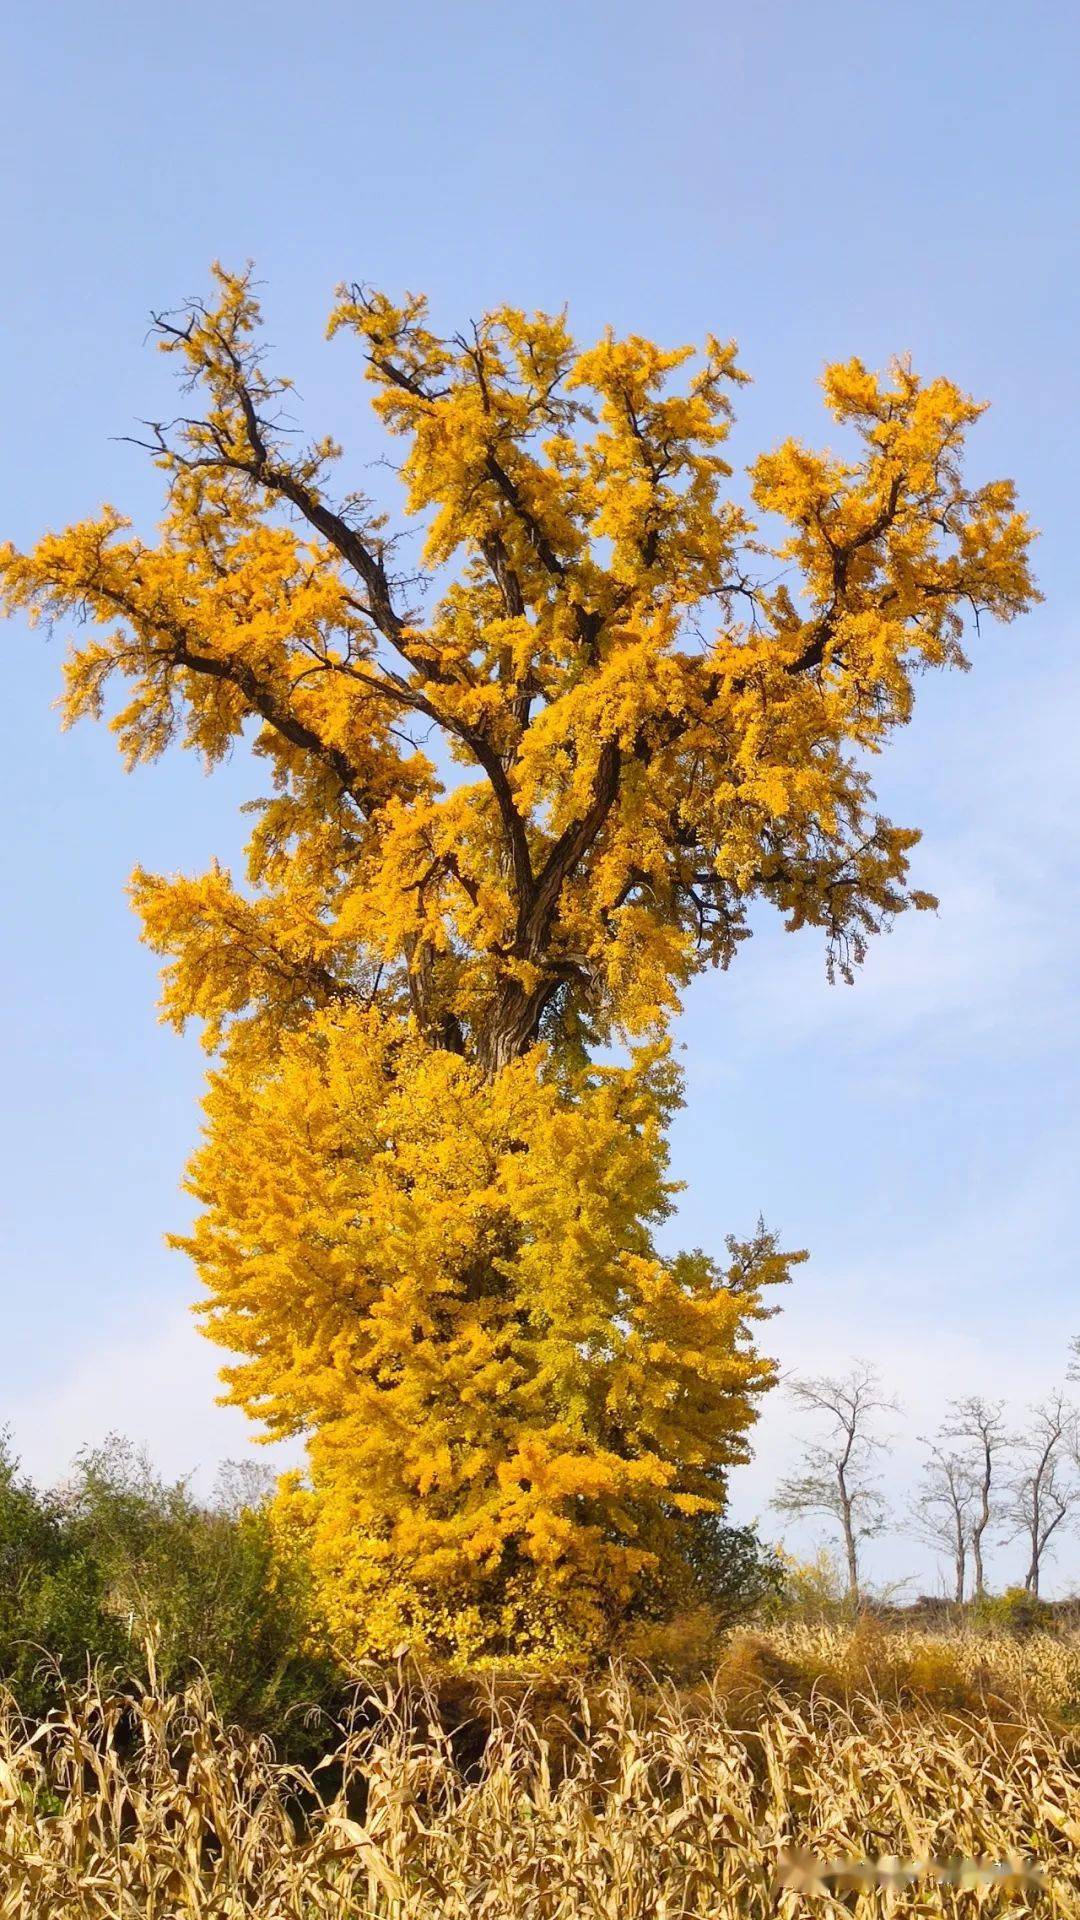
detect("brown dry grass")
(2, 1626), (1078, 1916)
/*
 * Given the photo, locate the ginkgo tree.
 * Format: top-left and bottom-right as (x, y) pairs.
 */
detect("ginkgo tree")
(2, 269), (1037, 1661)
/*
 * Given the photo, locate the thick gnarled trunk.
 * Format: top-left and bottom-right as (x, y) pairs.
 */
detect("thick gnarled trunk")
(474, 977), (557, 1077)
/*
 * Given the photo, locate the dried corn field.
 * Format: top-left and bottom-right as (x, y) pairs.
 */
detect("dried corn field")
(2, 1628), (1079, 1917)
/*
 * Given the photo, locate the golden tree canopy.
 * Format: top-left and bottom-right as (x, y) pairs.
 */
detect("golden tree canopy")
(3, 268), (1036, 1073)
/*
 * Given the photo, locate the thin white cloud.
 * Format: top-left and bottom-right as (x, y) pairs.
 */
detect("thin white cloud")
(6, 1310), (299, 1494)
(701, 657), (1080, 1060)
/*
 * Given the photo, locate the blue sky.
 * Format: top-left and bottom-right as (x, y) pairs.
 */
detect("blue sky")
(2, 0), (1077, 1594)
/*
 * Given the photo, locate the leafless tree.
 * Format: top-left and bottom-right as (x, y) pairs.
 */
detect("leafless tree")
(212, 1458), (278, 1516)
(772, 1364), (898, 1606)
(1006, 1394), (1076, 1595)
(940, 1396), (1009, 1600)
(910, 1438), (977, 1603)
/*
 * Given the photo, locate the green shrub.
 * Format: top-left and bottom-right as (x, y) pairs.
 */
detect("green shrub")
(681, 1519), (787, 1621)
(0, 1435), (339, 1755)
(619, 1521), (786, 1678)
(0, 1434), (125, 1716)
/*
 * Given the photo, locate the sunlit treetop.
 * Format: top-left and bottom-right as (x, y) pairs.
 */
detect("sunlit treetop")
(2, 266), (1038, 1074)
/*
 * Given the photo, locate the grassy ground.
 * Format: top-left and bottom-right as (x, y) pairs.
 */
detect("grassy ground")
(3, 1623), (1079, 1916)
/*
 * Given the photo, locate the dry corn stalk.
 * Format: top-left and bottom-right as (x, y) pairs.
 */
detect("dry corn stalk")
(0, 1628), (1077, 1916)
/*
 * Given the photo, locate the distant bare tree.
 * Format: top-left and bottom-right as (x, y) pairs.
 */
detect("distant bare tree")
(911, 1438), (977, 1603)
(941, 1396), (1009, 1600)
(1063, 1350), (1080, 1519)
(772, 1364), (898, 1605)
(1007, 1394), (1076, 1595)
(212, 1458), (278, 1517)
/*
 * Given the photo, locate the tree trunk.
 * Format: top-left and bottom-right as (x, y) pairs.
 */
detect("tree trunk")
(972, 1524), (986, 1601)
(843, 1526), (859, 1605)
(475, 976), (557, 1076)
(954, 1540), (966, 1606)
(972, 1432), (992, 1600)
(838, 1474), (859, 1605)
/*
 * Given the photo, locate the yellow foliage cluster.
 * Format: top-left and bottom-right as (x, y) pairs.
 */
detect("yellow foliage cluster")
(187, 1017), (789, 1661)
(1, 267), (1037, 1659)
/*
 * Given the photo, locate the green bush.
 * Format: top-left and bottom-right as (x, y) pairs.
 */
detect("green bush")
(621, 1520), (786, 1677)
(0, 1435), (124, 1716)
(680, 1518), (787, 1621)
(0, 1434), (339, 1755)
